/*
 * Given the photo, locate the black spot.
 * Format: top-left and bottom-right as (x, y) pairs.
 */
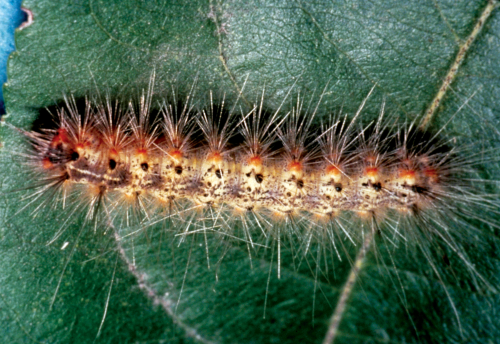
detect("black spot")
(372, 182), (382, 191)
(175, 166), (183, 175)
(141, 162), (149, 171)
(335, 183), (342, 192)
(247, 187), (251, 192)
(325, 195), (331, 200)
(246, 172), (251, 178)
(70, 151), (79, 161)
(255, 174), (264, 183)
(361, 182), (368, 187)
(286, 192), (292, 197)
(207, 182), (212, 187)
(215, 169), (222, 179)
(412, 185), (428, 194)
(203, 193), (209, 197)
(401, 193), (407, 198)
(296, 179), (304, 188)
(109, 159), (116, 170)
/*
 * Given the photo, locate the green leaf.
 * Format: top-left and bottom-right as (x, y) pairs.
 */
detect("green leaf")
(1, 0), (500, 343)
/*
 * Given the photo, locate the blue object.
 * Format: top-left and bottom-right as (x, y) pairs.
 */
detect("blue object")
(0, 0), (24, 115)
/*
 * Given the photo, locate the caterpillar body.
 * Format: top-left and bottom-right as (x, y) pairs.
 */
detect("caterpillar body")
(25, 94), (454, 237)
(3, 87), (500, 344)
(2, 0), (499, 342)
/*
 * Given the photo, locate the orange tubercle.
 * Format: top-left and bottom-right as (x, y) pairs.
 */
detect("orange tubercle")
(74, 142), (86, 155)
(248, 155), (262, 167)
(288, 160), (303, 173)
(399, 169), (416, 184)
(169, 149), (183, 161)
(207, 151), (223, 164)
(136, 147), (148, 160)
(326, 164), (341, 177)
(136, 148), (148, 155)
(58, 128), (70, 142)
(42, 157), (54, 169)
(365, 166), (378, 178)
(50, 128), (70, 147)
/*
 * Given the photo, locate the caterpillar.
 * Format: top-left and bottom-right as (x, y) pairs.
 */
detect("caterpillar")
(2, 81), (499, 343)
(19, 88), (467, 252)
(2, 0), (499, 341)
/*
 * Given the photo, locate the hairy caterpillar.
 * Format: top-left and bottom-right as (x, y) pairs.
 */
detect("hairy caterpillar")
(2, 0), (500, 342)
(2, 80), (499, 343)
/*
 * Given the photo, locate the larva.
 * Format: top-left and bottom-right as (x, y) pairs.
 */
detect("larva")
(17, 91), (451, 251)
(21, 91), (456, 232)
(2, 0), (500, 341)
(2, 83), (499, 343)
